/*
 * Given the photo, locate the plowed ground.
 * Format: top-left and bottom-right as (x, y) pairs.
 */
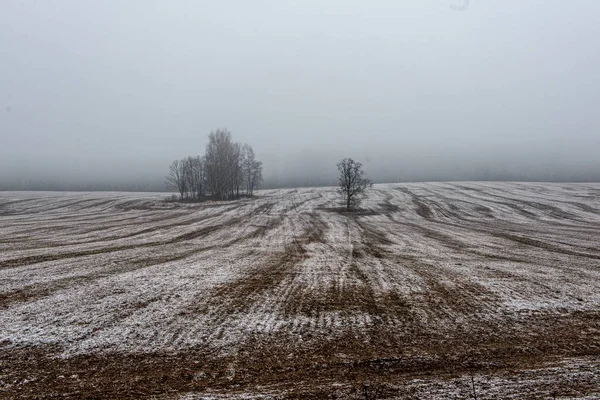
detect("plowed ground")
(1, 183), (599, 399)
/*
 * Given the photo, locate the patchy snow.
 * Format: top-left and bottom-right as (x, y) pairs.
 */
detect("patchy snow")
(1, 184), (599, 397)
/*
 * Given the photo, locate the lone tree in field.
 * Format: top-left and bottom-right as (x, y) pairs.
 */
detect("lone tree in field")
(337, 158), (372, 210)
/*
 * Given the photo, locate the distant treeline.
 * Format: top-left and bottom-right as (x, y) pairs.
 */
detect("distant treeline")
(166, 128), (263, 201)
(0, 179), (165, 192)
(2, 156), (600, 192)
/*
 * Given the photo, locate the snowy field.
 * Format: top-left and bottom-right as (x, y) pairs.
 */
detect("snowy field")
(1, 183), (599, 399)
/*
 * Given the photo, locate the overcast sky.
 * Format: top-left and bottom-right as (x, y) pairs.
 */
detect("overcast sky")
(1, 0), (599, 188)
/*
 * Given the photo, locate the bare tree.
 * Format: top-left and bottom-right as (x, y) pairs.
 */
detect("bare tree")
(240, 144), (263, 196)
(231, 142), (242, 197)
(240, 143), (253, 194)
(169, 129), (263, 201)
(191, 155), (205, 200)
(248, 160), (263, 196)
(205, 128), (234, 200)
(337, 158), (372, 210)
(165, 159), (186, 200)
(182, 157), (193, 200)
(182, 156), (205, 201)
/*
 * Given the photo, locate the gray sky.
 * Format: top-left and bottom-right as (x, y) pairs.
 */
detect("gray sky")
(1, 0), (600, 188)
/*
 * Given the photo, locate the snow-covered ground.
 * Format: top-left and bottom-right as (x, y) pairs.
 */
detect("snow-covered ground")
(1, 183), (599, 399)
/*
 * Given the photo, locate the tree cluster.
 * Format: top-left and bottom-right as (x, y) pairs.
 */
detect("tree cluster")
(166, 128), (263, 201)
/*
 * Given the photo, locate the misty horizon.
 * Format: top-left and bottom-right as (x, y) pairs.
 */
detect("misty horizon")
(2, 0), (600, 191)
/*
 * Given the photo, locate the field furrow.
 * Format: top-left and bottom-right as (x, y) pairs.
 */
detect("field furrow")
(1, 183), (599, 399)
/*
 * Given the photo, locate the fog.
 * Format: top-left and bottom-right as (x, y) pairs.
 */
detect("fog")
(1, 0), (599, 191)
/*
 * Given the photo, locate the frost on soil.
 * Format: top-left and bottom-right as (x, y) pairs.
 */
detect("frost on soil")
(1, 183), (599, 398)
